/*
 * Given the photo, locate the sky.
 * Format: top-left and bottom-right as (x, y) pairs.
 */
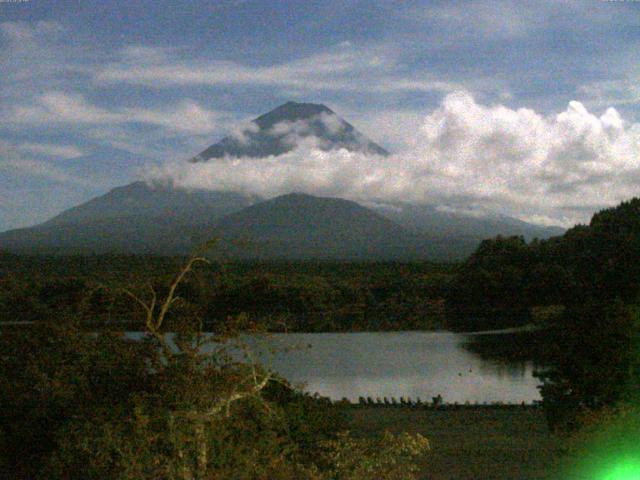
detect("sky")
(1, 0), (640, 230)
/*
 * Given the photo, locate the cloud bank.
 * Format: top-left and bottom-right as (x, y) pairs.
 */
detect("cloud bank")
(5, 92), (227, 136)
(93, 43), (463, 95)
(149, 92), (640, 227)
(0, 140), (93, 186)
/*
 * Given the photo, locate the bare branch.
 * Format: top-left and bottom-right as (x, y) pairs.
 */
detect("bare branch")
(156, 255), (209, 330)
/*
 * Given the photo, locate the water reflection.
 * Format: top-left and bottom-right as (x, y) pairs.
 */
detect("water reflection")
(126, 330), (543, 403)
(244, 331), (542, 403)
(461, 329), (549, 370)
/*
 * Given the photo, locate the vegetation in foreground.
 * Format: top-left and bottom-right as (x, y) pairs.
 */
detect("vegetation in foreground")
(3, 197), (640, 478)
(0, 254), (430, 479)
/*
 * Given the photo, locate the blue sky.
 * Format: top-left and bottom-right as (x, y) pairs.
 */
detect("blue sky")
(1, 0), (640, 230)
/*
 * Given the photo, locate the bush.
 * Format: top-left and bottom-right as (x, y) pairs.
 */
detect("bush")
(534, 300), (640, 432)
(0, 254), (430, 479)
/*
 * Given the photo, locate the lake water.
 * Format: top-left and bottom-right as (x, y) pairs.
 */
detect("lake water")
(204, 330), (542, 404)
(5, 326), (542, 403)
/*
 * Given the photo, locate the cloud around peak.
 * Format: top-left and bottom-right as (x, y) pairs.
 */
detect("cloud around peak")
(149, 91), (640, 227)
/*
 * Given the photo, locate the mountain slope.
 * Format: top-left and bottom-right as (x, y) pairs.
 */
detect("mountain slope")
(212, 193), (475, 260)
(45, 182), (256, 226)
(192, 101), (389, 160)
(0, 216), (199, 255)
(0, 183), (257, 255)
(372, 202), (564, 241)
(0, 100), (564, 258)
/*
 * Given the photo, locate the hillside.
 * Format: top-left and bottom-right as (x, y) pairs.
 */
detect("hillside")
(213, 193), (473, 260)
(0, 183), (256, 255)
(373, 202), (563, 242)
(446, 197), (640, 330)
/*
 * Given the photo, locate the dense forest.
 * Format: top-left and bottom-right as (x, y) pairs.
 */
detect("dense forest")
(0, 256), (451, 332)
(447, 198), (640, 332)
(449, 199), (640, 437)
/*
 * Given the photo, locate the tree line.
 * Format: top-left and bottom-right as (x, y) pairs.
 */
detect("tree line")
(0, 256), (451, 332)
(448, 198), (640, 438)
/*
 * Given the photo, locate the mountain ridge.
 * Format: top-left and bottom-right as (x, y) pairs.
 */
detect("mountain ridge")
(0, 101), (565, 259)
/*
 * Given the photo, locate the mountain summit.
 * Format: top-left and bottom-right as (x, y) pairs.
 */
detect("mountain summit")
(192, 101), (390, 161)
(0, 101), (563, 259)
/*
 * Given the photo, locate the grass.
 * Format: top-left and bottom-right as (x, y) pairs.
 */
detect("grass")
(347, 406), (565, 480)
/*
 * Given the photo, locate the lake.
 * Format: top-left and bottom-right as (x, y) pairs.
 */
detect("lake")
(5, 325), (542, 403)
(206, 330), (542, 404)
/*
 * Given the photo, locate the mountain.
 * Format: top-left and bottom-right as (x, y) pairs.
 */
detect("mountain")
(0, 183), (257, 255)
(192, 101), (389, 160)
(371, 202), (564, 242)
(0, 101), (395, 256)
(212, 193), (475, 260)
(0, 100), (564, 259)
(45, 182), (256, 226)
(0, 191), (475, 260)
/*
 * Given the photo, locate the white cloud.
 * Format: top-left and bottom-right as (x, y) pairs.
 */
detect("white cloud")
(0, 140), (93, 186)
(124, 101), (226, 135)
(149, 91), (640, 227)
(348, 109), (426, 153)
(93, 43), (462, 94)
(227, 122), (260, 146)
(18, 143), (85, 159)
(4, 92), (228, 135)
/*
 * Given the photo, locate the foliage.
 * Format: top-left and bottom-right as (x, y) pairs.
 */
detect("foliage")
(446, 235), (573, 331)
(447, 198), (640, 432)
(317, 431), (430, 480)
(534, 301), (640, 432)
(0, 255), (451, 332)
(447, 198), (640, 332)
(0, 320), (155, 477)
(0, 254), (430, 479)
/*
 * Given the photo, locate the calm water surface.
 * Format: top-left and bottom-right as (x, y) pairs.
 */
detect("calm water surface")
(4, 326), (542, 403)
(225, 331), (541, 403)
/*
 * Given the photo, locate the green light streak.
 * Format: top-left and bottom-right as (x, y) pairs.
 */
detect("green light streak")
(560, 405), (640, 480)
(601, 458), (640, 480)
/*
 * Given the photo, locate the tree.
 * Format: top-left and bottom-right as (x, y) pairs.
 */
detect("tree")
(446, 235), (532, 331)
(534, 300), (640, 432)
(1, 252), (430, 479)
